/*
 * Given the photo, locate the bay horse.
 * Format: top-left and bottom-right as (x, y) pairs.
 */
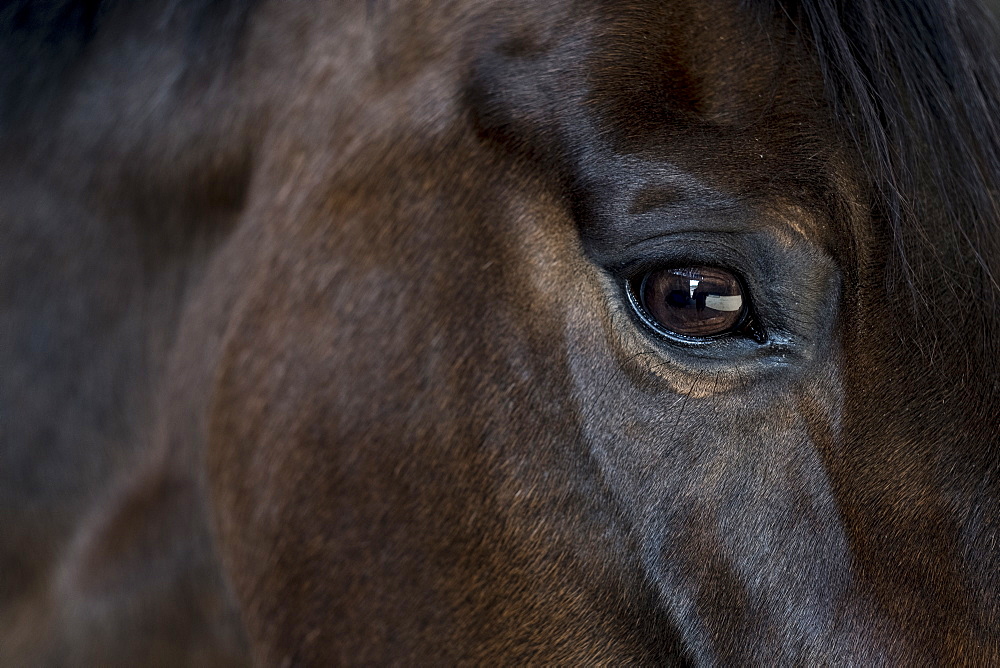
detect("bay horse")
(3, 0), (1000, 664)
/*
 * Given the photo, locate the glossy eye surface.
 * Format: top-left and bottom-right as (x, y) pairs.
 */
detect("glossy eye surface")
(628, 266), (747, 339)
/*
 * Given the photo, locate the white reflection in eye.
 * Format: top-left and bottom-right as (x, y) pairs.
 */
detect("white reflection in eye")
(704, 294), (743, 312)
(688, 279), (699, 299)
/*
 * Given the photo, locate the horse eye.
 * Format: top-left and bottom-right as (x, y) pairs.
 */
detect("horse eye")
(628, 266), (747, 339)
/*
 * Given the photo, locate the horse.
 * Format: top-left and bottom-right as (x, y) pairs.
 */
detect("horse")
(3, 0), (1000, 663)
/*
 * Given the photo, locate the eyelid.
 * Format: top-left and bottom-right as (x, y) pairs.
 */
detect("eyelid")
(609, 233), (757, 282)
(599, 227), (839, 353)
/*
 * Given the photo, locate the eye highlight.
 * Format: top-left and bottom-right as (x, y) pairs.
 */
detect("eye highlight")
(626, 266), (763, 342)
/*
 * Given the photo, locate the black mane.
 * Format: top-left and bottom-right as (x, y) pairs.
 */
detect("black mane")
(757, 0), (1000, 321)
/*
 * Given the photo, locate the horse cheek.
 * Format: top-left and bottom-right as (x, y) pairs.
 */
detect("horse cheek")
(559, 292), (894, 661)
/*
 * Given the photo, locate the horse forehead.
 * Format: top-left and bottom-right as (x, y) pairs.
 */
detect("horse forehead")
(468, 0), (850, 248)
(586, 1), (841, 203)
(587, 0), (792, 117)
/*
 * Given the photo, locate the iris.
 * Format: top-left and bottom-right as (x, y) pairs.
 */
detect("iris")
(628, 266), (748, 340)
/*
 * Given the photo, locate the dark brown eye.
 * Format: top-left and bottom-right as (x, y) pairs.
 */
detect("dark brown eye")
(629, 266), (748, 339)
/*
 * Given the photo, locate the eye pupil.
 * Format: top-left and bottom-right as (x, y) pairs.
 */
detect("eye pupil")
(667, 290), (688, 308)
(632, 266), (747, 339)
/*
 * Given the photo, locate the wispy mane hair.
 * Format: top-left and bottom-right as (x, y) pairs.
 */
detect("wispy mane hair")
(755, 0), (1000, 336)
